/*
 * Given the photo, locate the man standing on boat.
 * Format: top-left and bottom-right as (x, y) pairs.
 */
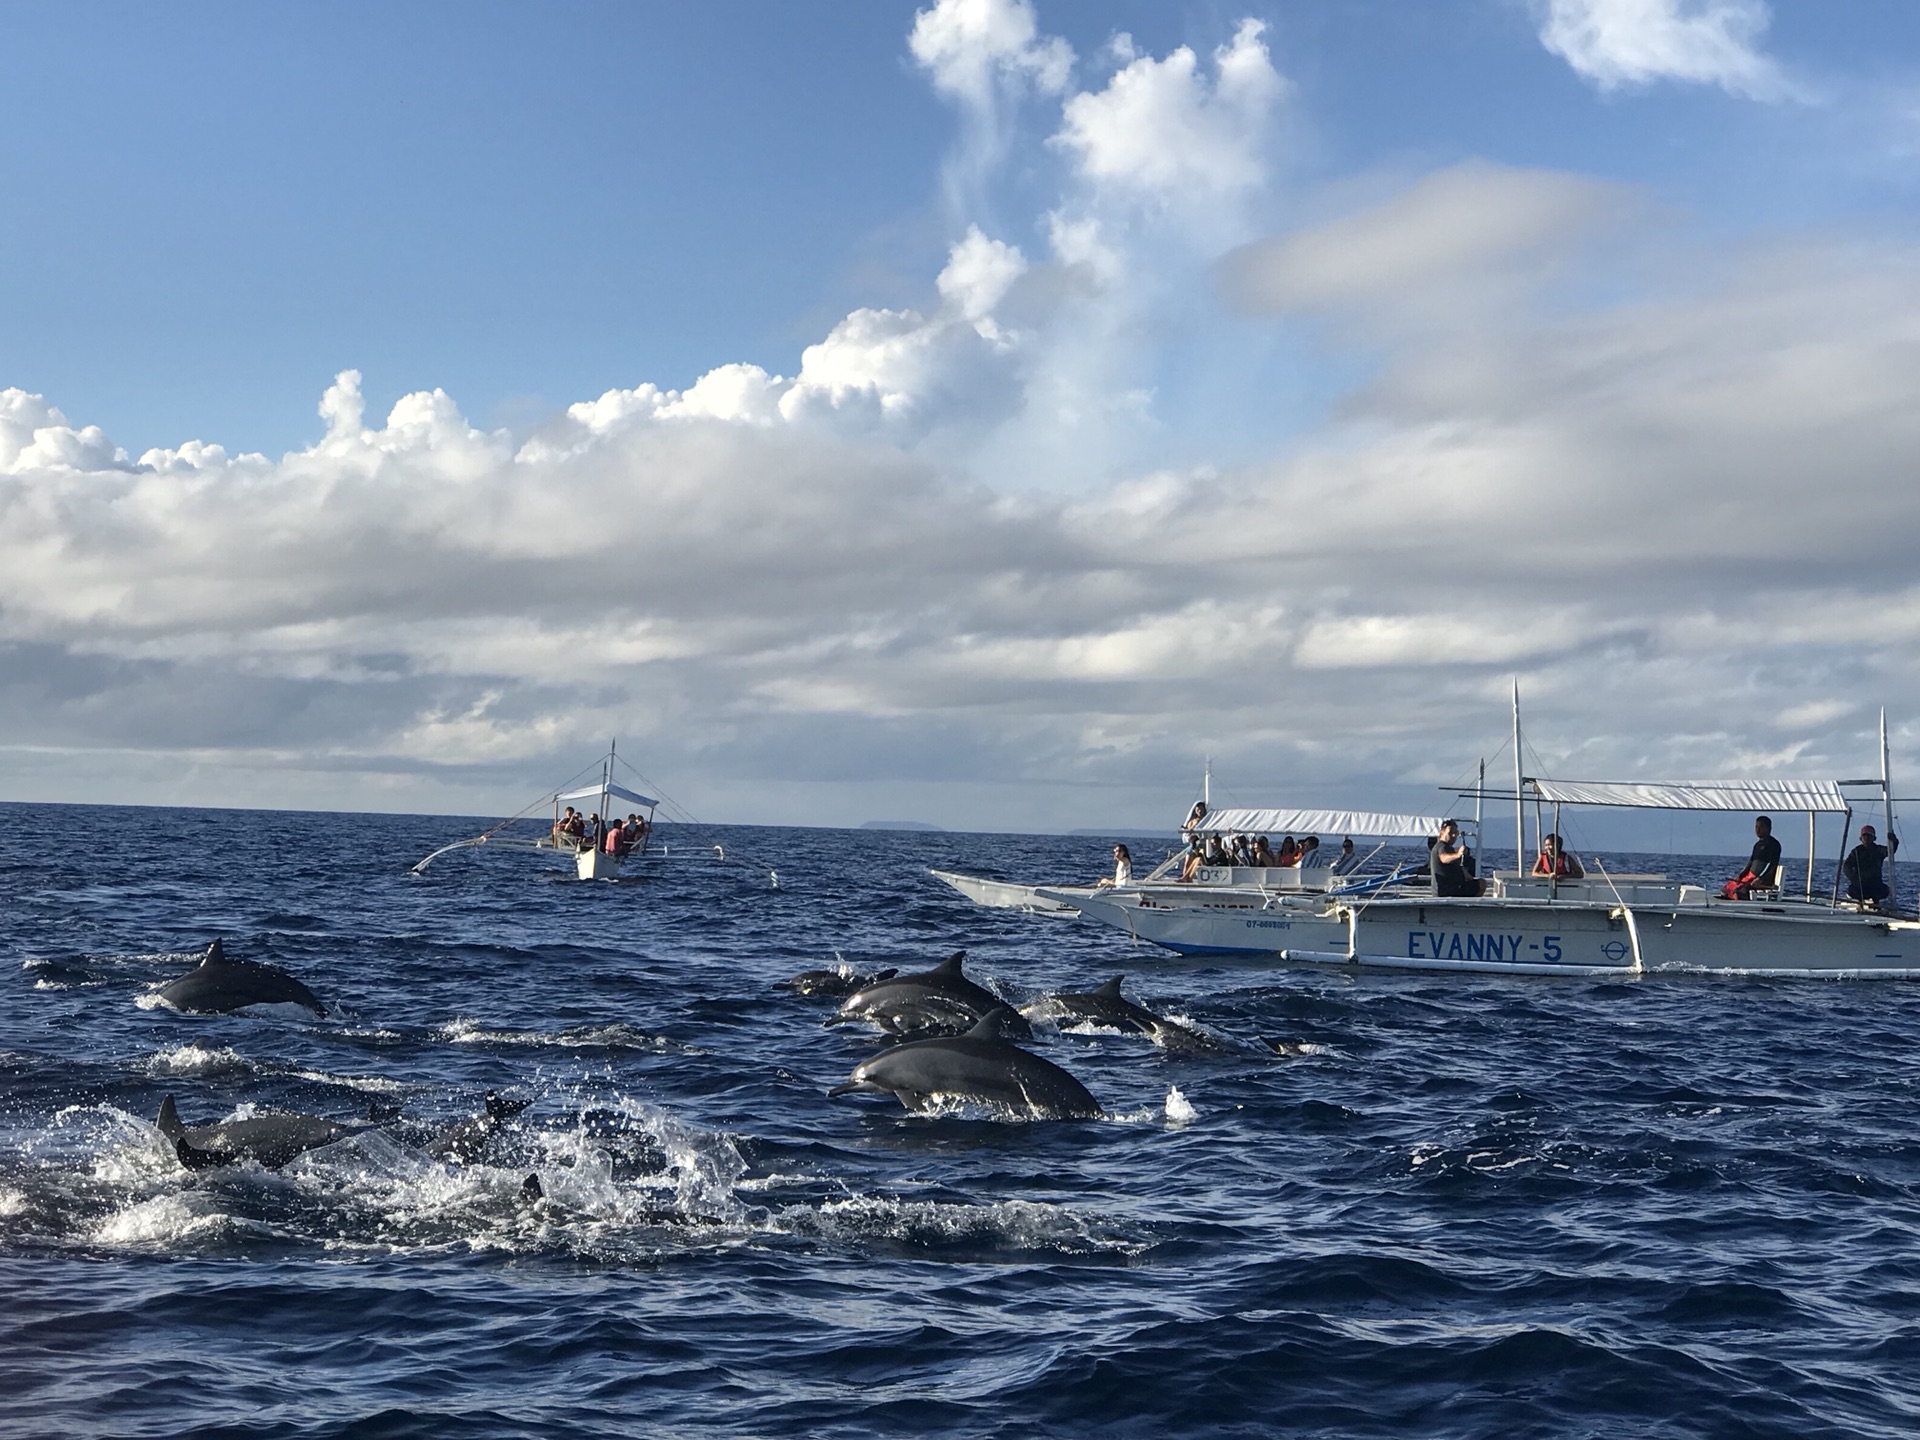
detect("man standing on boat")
(1843, 824), (1899, 909)
(1722, 815), (1782, 900)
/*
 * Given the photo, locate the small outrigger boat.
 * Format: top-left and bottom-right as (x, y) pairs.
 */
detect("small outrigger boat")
(932, 796), (1437, 916)
(411, 742), (662, 881)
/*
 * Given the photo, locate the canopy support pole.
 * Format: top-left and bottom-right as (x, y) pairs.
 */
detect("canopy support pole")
(1512, 679), (1525, 880)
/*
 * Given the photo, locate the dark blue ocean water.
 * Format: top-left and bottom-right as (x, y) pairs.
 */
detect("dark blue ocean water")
(5, 802), (1920, 1439)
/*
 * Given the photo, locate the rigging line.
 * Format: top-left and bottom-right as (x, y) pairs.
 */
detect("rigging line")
(612, 753), (780, 883)
(471, 756), (608, 840)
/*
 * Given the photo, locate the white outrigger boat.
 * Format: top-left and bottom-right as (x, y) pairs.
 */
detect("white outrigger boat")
(1053, 699), (1916, 980)
(412, 742), (663, 881)
(931, 758), (1431, 915)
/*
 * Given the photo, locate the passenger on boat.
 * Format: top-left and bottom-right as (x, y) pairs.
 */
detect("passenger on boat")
(1182, 800), (1208, 838)
(1230, 834), (1253, 866)
(1431, 820), (1483, 897)
(621, 815), (648, 853)
(1331, 838), (1358, 875)
(1297, 836), (1321, 867)
(1531, 833), (1585, 879)
(1097, 843), (1133, 888)
(1275, 836), (1299, 867)
(1721, 815), (1782, 900)
(1252, 836), (1275, 867)
(553, 807), (580, 846)
(1203, 834), (1229, 866)
(1844, 825), (1899, 907)
(1179, 838), (1204, 882)
(588, 814), (605, 852)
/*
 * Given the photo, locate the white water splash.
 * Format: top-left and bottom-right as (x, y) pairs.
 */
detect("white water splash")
(1164, 1085), (1197, 1125)
(145, 1043), (252, 1078)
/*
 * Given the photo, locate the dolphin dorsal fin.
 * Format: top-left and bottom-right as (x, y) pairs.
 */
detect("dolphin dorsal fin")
(156, 1094), (185, 1141)
(930, 951), (967, 977)
(202, 938), (226, 966)
(965, 1006), (1015, 1040)
(486, 1092), (532, 1121)
(1093, 977), (1126, 999)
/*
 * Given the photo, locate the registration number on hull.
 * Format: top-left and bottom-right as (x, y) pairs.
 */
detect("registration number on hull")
(1407, 931), (1565, 964)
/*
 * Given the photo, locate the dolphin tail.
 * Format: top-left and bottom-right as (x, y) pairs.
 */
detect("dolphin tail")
(520, 1173), (544, 1203)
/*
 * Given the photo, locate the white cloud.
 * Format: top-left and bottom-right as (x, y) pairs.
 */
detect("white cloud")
(1535, 0), (1801, 101)
(1221, 163), (1631, 317)
(910, 0), (1073, 214)
(936, 224), (1029, 327)
(1053, 19), (1285, 201)
(0, 388), (128, 474)
(909, 0), (1071, 108)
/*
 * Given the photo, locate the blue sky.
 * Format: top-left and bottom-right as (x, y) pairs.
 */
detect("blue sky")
(13, 1), (1917, 459)
(4, 1), (1920, 837)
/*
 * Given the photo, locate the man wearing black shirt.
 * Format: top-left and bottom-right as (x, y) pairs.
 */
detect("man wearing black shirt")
(1721, 815), (1782, 900)
(1844, 824), (1899, 907)
(1431, 820), (1481, 897)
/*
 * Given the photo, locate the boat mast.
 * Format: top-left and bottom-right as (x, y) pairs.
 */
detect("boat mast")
(1883, 707), (1896, 911)
(603, 738), (614, 831)
(1512, 678), (1525, 876)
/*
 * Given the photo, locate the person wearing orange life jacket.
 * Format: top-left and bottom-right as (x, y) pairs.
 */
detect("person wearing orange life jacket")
(1531, 833), (1585, 879)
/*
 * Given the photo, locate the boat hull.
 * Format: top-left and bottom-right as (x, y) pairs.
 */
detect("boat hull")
(576, 848), (626, 881)
(1064, 889), (1920, 978)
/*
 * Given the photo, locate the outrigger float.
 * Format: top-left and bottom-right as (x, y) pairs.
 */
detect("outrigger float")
(412, 741), (664, 881)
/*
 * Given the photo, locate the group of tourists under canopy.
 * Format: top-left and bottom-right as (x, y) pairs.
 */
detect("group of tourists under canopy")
(1137, 783), (1902, 913)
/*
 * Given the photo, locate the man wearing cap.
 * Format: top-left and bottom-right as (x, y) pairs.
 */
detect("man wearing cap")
(1843, 824), (1900, 908)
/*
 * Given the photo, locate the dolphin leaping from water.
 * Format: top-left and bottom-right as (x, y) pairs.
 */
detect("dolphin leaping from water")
(155, 1093), (363, 1170)
(832, 952), (1029, 1038)
(1029, 976), (1238, 1056)
(828, 1008), (1100, 1119)
(155, 939), (327, 1018)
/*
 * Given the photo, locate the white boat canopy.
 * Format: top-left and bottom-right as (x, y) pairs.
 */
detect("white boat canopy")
(1527, 779), (1849, 813)
(557, 782), (659, 809)
(1194, 807), (1448, 837)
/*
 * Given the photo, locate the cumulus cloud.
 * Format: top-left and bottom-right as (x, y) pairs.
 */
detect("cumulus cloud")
(909, 0), (1071, 109)
(1053, 19), (1285, 202)
(911, 0), (1074, 212)
(551, 227), (1032, 446)
(1535, 0), (1801, 101)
